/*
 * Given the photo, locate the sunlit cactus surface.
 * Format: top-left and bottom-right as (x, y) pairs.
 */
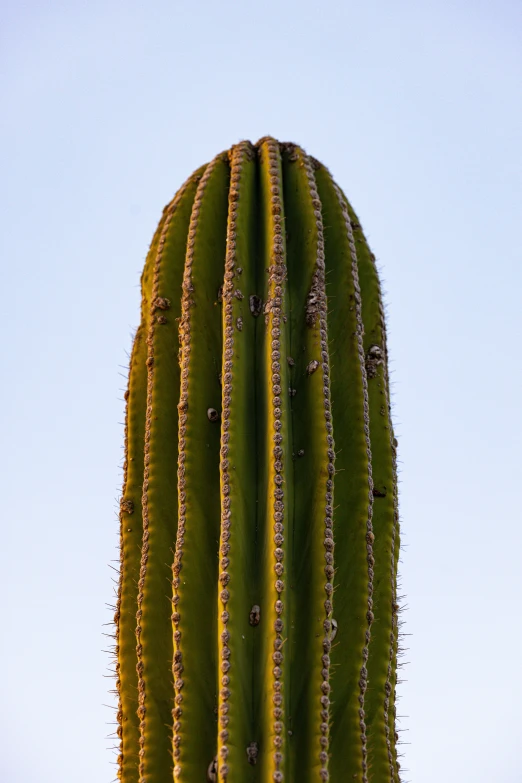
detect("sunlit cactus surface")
(113, 136), (403, 783)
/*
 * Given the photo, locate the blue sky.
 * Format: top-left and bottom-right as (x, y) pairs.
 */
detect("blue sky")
(1, 1), (521, 781)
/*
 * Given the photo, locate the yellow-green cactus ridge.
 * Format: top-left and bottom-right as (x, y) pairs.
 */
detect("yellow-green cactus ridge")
(114, 137), (402, 783)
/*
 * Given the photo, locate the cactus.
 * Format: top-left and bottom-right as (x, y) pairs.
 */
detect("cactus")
(113, 137), (402, 783)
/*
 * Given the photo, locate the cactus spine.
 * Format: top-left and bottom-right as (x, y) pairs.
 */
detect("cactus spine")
(114, 137), (402, 783)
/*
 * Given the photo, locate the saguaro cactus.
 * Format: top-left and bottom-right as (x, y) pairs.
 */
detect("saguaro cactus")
(113, 136), (403, 783)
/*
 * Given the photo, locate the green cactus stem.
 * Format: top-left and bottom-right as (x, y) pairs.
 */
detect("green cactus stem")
(114, 137), (402, 783)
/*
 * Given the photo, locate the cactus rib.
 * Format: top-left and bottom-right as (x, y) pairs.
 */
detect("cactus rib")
(173, 153), (230, 780)
(216, 139), (260, 778)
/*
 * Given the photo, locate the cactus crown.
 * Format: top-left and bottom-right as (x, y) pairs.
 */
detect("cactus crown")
(114, 137), (402, 783)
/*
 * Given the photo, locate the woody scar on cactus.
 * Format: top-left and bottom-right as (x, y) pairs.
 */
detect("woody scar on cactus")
(113, 136), (403, 782)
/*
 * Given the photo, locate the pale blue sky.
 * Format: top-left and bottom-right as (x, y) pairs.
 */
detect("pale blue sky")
(1, 1), (521, 781)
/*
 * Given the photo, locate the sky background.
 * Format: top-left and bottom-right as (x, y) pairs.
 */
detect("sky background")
(1, 1), (521, 781)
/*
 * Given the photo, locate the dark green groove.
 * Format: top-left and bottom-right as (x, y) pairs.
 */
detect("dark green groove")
(115, 138), (403, 783)
(250, 142), (269, 782)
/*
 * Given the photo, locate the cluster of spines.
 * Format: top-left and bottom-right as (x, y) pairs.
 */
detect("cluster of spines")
(171, 155), (221, 780)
